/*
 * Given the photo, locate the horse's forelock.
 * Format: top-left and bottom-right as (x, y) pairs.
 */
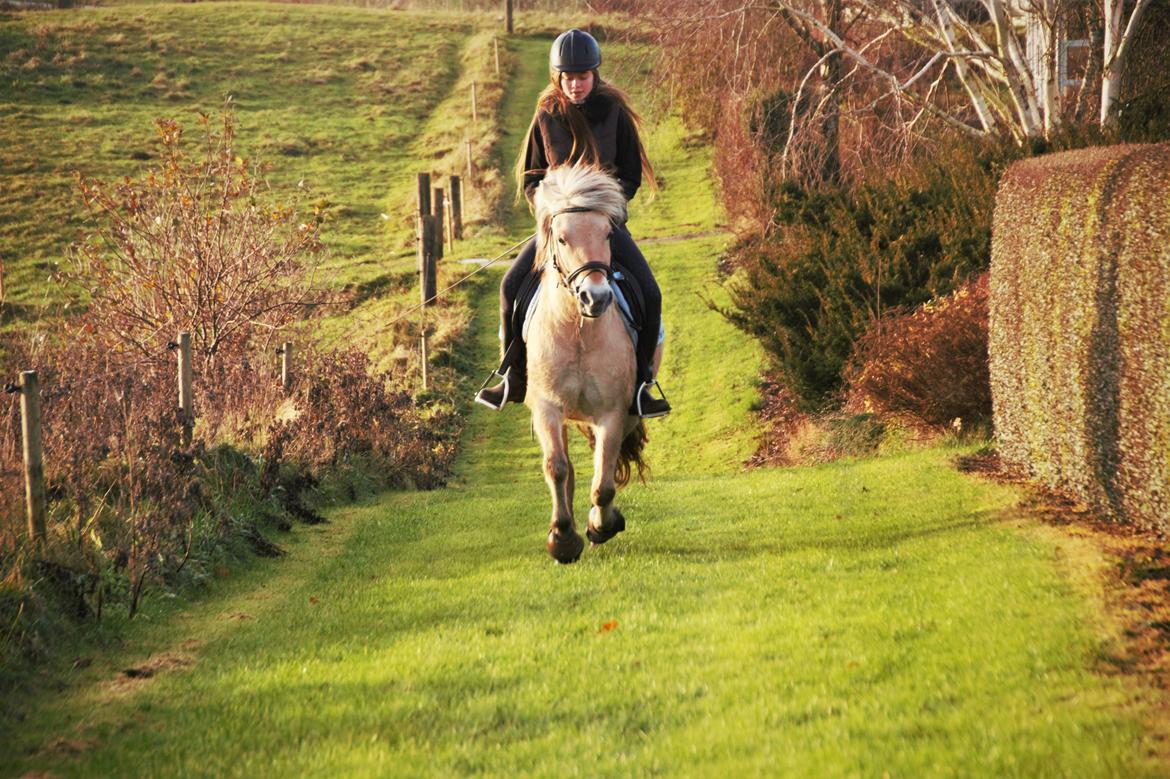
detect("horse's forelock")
(534, 165), (627, 263)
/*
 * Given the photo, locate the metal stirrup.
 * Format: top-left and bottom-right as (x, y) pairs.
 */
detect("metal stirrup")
(635, 379), (669, 418)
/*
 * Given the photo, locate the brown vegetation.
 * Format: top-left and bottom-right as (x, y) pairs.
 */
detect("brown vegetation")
(845, 273), (991, 428)
(990, 142), (1170, 533)
(1, 110), (460, 663)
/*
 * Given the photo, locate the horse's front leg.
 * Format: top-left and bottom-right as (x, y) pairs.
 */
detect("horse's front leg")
(533, 402), (583, 564)
(586, 412), (626, 546)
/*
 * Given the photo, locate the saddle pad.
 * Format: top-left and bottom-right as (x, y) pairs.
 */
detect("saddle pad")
(522, 272), (665, 348)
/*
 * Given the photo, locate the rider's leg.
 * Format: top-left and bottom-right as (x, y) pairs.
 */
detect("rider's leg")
(475, 238), (537, 410)
(610, 226), (670, 418)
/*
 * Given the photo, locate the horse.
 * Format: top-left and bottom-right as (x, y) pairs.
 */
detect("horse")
(525, 164), (659, 564)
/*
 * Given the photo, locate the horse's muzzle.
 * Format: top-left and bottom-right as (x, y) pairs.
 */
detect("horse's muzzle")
(577, 284), (613, 318)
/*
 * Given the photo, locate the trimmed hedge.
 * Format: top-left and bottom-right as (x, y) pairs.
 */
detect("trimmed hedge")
(990, 143), (1170, 532)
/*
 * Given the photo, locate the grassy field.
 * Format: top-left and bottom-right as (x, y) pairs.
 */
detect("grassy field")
(0, 2), (473, 319)
(2, 4), (1167, 777)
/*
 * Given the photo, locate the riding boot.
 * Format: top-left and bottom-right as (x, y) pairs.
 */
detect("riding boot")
(475, 242), (539, 411)
(631, 377), (671, 418)
(474, 337), (527, 411)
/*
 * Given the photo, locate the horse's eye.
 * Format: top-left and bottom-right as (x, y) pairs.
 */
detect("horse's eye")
(558, 236), (567, 245)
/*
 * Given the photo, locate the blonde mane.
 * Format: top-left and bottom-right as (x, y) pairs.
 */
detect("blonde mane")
(533, 165), (627, 266)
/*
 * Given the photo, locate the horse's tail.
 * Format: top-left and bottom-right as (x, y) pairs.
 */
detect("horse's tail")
(614, 420), (649, 488)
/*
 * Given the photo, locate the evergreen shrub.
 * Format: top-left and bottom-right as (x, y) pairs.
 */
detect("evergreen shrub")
(990, 143), (1170, 532)
(719, 141), (1004, 407)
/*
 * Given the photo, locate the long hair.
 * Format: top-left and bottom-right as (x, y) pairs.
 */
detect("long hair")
(515, 70), (657, 202)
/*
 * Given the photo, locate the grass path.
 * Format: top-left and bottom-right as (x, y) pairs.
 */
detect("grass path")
(4, 25), (1166, 779)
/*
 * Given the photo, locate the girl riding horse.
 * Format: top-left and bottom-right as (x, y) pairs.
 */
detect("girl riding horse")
(475, 28), (671, 419)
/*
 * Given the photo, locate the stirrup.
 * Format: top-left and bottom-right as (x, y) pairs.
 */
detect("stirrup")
(474, 370), (511, 411)
(634, 379), (671, 419)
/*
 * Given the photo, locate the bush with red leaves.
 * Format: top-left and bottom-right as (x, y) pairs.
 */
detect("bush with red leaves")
(843, 273), (990, 427)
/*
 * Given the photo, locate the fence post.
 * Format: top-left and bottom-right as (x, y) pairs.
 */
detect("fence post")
(505, 0), (513, 34)
(417, 215), (438, 391)
(416, 172), (432, 217)
(432, 186), (445, 260)
(449, 175), (463, 240)
(471, 80), (478, 124)
(420, 317), (429, 391)
(281, 341), (294, 391)
(418, 214), (437, 306)
(494, 37), (500, 76)
(18, 371), (46, 545)
(465, 139), (474, 182)
(444, 190), (454, 249)
(177, 331), (193, 446)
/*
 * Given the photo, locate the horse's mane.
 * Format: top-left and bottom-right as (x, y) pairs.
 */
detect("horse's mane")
(533, 165), (627, 267)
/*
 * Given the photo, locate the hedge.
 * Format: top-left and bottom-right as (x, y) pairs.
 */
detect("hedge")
(989, 142), (1170, 532)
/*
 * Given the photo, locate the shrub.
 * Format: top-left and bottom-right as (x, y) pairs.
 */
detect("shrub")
(718, 140), (1006, 407)
(844, 273), (990, 427)
(0, 109), (461, 664)
(1, 332), (205, 624)
(267, 346), (459, 491)
(69, 107), (326, 365)
(990, 142), (1170, 533)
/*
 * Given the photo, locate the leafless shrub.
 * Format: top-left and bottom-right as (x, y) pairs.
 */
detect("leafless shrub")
(69, 106), (329, 367)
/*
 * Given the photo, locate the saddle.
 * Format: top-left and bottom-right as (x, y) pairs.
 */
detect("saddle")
(492, 262), (660, 404)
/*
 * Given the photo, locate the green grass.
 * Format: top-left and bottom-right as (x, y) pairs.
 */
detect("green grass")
(1, 9), (1166, 778)
(0, 2), (472, 315)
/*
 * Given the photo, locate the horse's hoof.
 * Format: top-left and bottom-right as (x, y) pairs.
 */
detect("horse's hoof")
(547, 529), (585, 564)
(587, 508), (626, 546)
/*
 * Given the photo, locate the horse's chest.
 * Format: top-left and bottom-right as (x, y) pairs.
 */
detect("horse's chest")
(528, 312), (634, 416)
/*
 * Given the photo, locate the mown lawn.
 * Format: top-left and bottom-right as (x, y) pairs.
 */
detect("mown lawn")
(1, 8), (1165, 778)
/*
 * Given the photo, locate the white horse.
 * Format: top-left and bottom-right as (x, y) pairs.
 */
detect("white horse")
(526, 164), (659, 564)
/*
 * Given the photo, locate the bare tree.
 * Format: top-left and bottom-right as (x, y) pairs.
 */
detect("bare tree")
(641, 0), (1158, 171)
(71, 109), (327, 364)
(1101, 0), (1155, 124)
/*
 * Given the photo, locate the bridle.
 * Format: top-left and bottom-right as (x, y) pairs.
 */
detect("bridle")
(547, 206), (613, 300)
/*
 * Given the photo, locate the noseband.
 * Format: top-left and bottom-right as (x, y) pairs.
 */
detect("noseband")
(548, 206), (613, 296)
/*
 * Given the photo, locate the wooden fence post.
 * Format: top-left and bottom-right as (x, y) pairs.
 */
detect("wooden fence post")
(465, 139), (474, 182)
(417, 215), (438, 391)
(417, 214), (437, 306)
(416, 172), (432, 217)
(444, 190), (454, 249)
(177, 331), (193, 445)
(420, 316), (429, 391)
(281, 341), (293, 391)
(471, 80), (478, 124)
(494, 37), (500, 76)
(432, 186), (445, 260)
(505, 0), (513, 34)
(18, 370), (45, 545)
(449, 175), (463, 240)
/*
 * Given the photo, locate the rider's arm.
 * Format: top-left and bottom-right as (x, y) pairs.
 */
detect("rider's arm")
(615, 108), (642, 202)
(522, 119), (549, 207)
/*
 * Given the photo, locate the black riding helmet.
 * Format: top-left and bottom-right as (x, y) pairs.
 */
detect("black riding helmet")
(550, 28), (601, 72)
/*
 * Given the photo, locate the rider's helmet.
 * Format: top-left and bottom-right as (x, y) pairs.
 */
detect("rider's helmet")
(550, 28), (601, 72)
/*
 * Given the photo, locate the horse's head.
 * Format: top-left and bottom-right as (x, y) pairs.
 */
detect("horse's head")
(534, 164), (627, 319)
